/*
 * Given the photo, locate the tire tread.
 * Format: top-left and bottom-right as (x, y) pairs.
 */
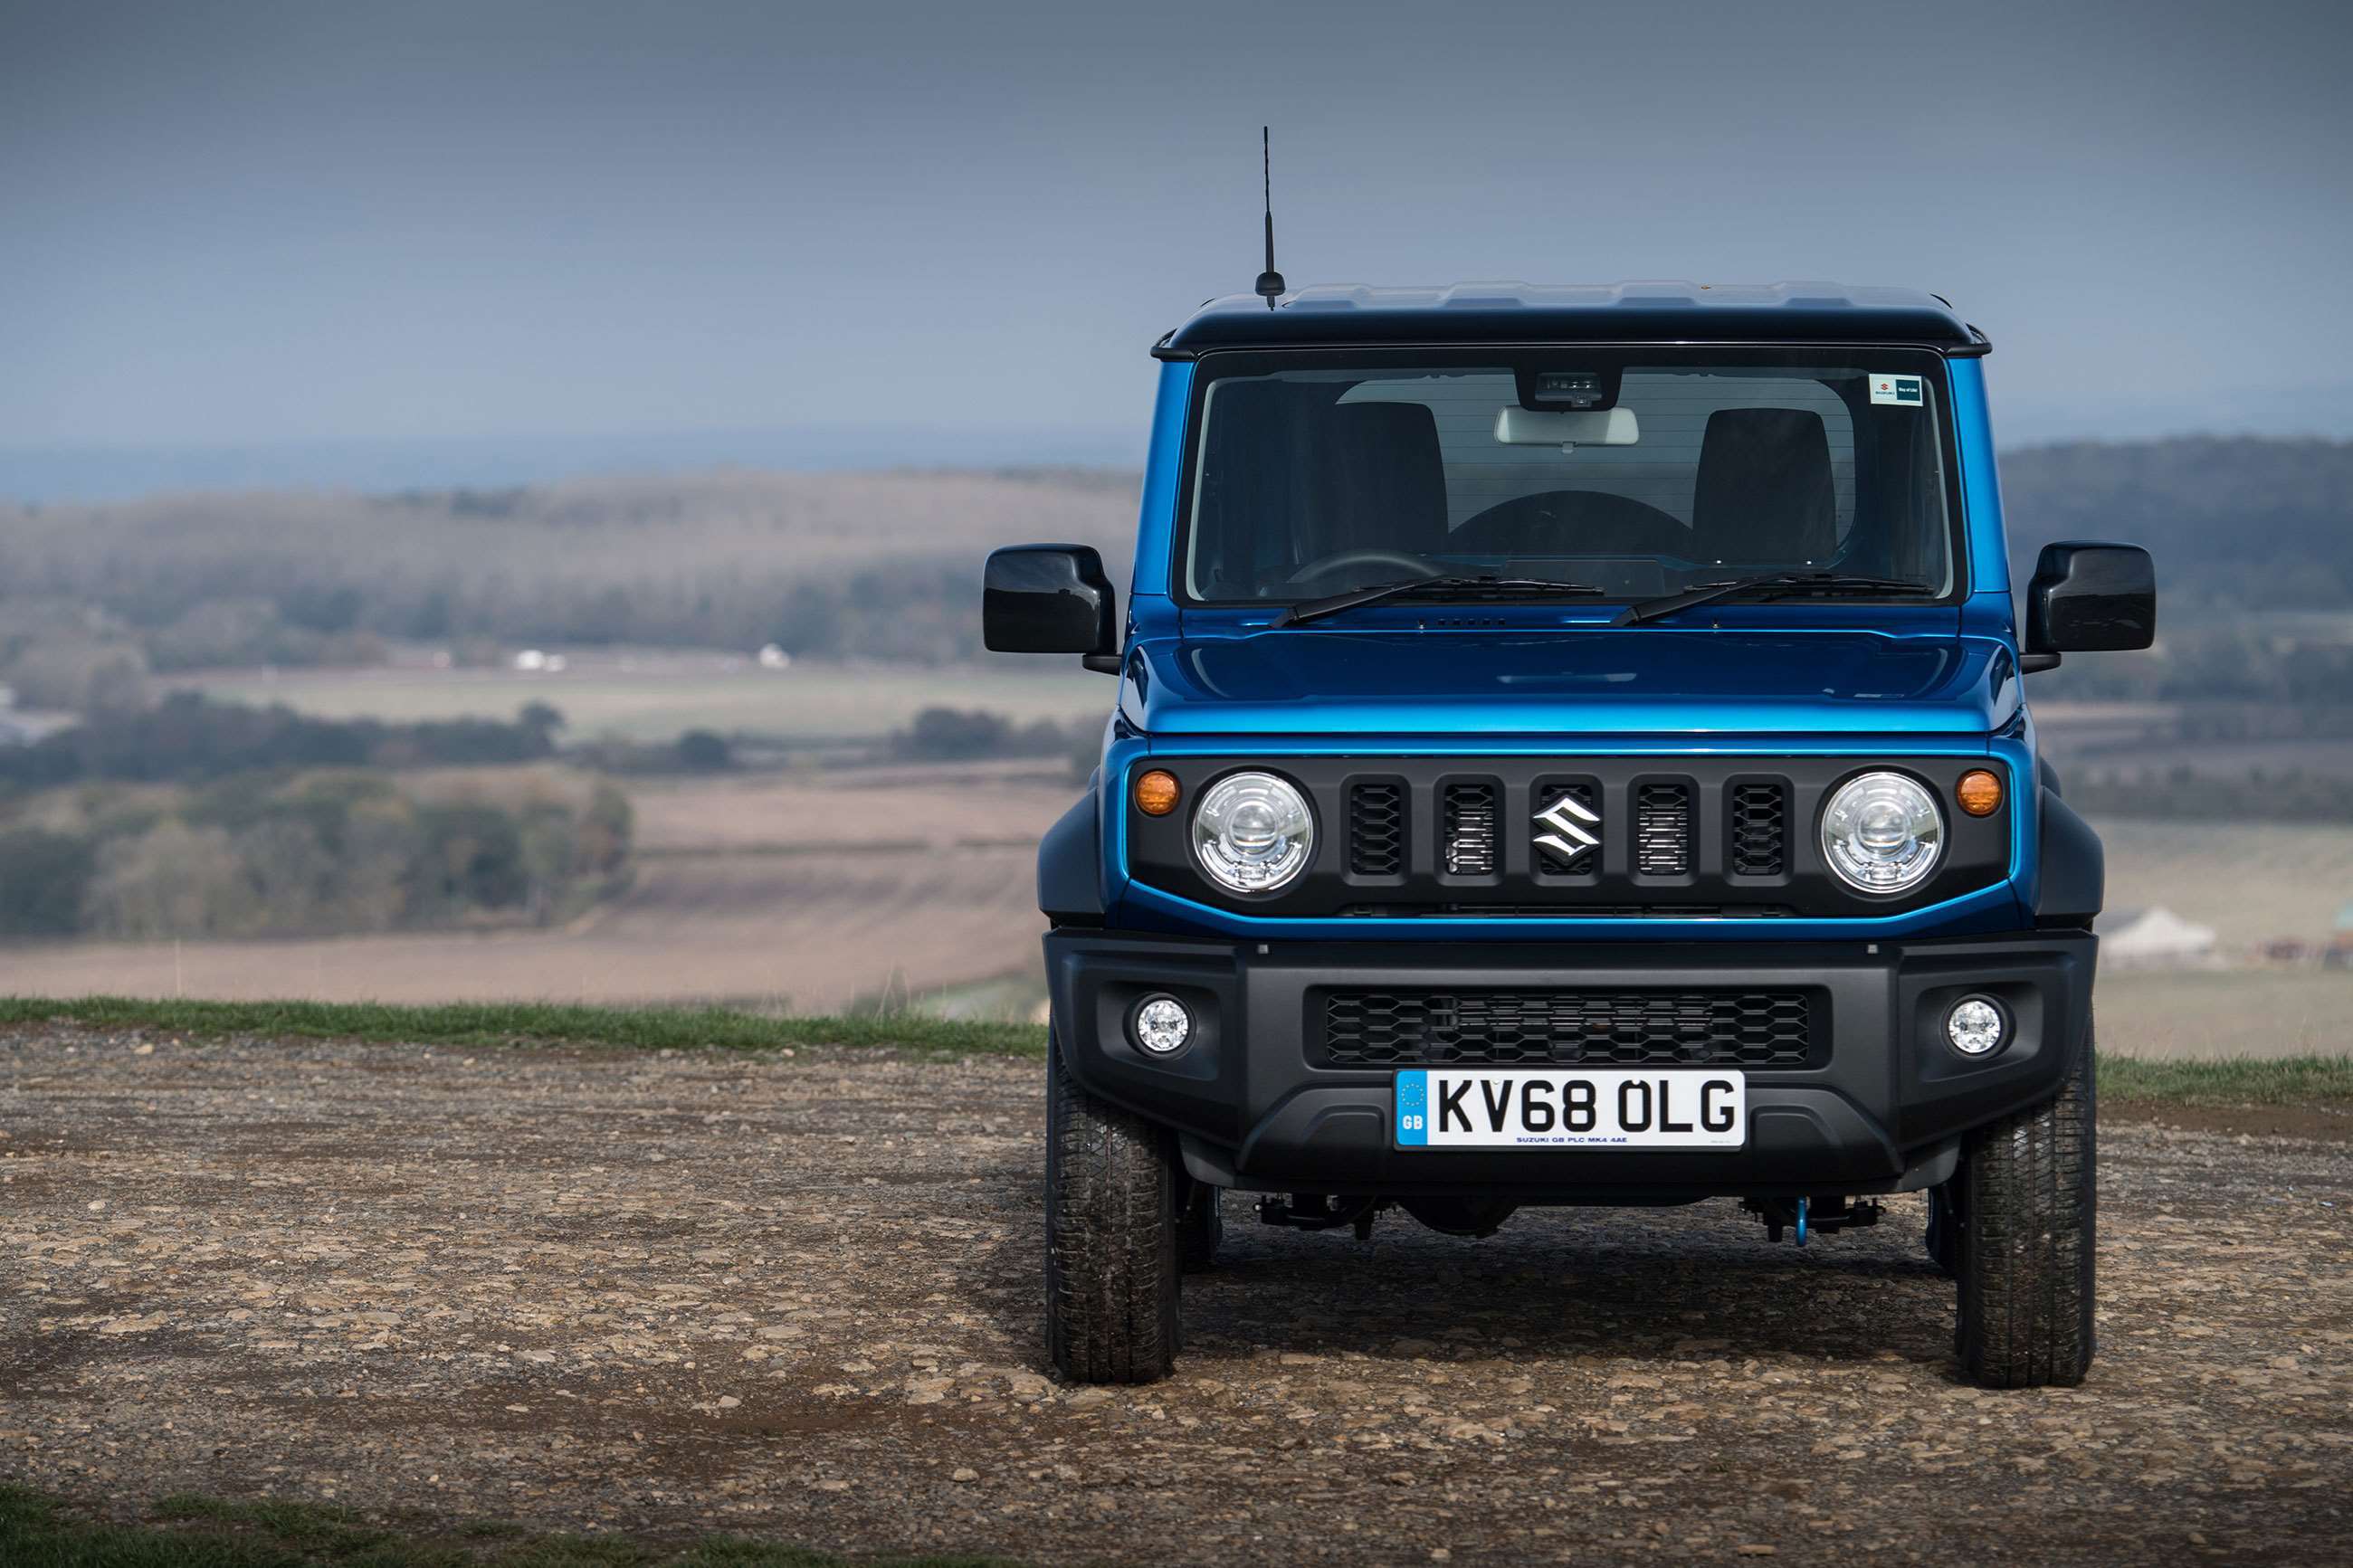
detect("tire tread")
(1956, 1030), (2097, 1388)
(1044, 1041), (1179, 1383)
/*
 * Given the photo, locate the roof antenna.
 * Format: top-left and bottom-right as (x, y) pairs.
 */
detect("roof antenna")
(1253, 127), (1285, 309)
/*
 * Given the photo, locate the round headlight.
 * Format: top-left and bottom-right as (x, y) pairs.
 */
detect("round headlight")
(1192, 771), (1315, 893)
(1821, 771), (1944, 893)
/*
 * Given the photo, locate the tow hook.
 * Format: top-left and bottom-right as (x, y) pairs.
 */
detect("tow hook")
(1257, 1193), (1380, 1240)
(1746, 1195), (1882, 1245)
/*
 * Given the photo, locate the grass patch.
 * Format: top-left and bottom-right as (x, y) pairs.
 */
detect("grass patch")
(1, 1484), (1020, 1568)
(0, 996), (1047, 1060)
(2098, 1052), (2353, 1107)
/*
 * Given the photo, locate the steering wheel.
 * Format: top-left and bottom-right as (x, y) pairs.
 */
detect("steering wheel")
(1284, 549), (1442, 587)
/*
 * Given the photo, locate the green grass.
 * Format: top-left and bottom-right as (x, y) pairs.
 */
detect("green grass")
(7, 993), (2353, 1107)
(2097, 1051), (2353, 1107)
(0, 1485), (1020, 1568)
(0, 996), (1046, 1060)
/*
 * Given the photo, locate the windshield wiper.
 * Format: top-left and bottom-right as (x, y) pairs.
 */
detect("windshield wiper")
(1611, 572), (1936, 627)
(1272, 574), (1603, 628)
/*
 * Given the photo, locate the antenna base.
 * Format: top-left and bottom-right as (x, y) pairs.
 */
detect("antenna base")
(1254, 270), (1286, 305)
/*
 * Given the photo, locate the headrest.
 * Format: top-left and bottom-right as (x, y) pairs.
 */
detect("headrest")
(1691, 407), (1835, 566)
(1315, 401), (1448, 558)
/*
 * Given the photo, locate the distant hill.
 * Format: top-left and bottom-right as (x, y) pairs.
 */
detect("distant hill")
(2000, 437), (2353, 607)
(0, 469), (1137, 670)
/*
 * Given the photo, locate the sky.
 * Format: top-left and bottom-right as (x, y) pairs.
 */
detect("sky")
(4, 0), (2350, 498)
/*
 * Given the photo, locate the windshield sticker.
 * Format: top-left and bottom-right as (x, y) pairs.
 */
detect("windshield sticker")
(1869, 373), (1925, 407)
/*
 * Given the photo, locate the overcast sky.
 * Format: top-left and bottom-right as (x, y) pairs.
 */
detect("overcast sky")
(4, 0), (2350, 494)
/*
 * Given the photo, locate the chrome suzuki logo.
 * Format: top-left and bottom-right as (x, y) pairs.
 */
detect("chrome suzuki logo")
(1533, 791), (1600, 863)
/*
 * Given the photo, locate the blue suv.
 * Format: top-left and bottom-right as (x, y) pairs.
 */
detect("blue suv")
(984, 282), (2155, 1389)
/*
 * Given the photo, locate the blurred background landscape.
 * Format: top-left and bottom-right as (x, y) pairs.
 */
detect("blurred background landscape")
(5, 0), (2349, 1052)
(4, 438), (2352, 1050)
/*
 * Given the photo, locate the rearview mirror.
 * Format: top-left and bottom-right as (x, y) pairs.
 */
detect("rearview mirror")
(1493, 405), (1640, 448)
(2023, 542), (2155, 670)
(984, 544), (1119, 672)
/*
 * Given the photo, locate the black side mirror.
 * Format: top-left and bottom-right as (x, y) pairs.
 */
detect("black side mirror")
(2021, 542), (2155, 672)
(984, 544), (1119, 672)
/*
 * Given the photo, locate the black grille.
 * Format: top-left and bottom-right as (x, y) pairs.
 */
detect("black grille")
(1319, 990), (1821, 1069)
(1443, 783), (1499, 876)
(1348, 781), (1405, 876)
(1635, 783), (1692, 876)
(1729, 782), (1788, 877)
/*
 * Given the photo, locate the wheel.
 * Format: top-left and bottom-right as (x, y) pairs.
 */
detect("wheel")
(1178, 1183), (1224, 1272)
(1043, 1034), (1179, 1383)
(1954, 1032), (2097, 1388)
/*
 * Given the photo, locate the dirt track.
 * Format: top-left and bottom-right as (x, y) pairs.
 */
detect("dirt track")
(3, 1026), (2349, 1565)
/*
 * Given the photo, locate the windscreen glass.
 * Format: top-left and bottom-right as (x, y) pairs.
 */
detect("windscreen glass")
(1180, 351), (1957, 603)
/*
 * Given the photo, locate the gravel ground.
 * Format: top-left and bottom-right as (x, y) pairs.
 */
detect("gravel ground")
(3, 1026), (2349, 1566)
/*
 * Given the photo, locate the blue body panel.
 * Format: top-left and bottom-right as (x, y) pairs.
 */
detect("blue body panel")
(1096, 345), (2043, 946)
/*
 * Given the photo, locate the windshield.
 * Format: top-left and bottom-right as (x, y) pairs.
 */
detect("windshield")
(1179, 348), (1958, 605)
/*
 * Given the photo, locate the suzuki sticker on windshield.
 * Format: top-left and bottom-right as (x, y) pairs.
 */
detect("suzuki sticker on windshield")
(1869, 373), (1925, 407)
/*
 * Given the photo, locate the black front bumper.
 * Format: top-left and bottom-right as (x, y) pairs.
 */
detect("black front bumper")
(1044, 930), (2096, 1201)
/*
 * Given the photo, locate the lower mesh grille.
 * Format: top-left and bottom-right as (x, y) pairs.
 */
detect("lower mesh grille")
(1319, 989), (1820, 1068)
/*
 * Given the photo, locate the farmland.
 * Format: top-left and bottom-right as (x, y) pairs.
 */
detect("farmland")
(0, 760), (1078, 1016)
(179, 652), (1107, 745)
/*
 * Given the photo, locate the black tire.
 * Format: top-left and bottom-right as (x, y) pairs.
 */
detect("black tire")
(1043, 1035), (1180, 1383)
(1955, 1033), (2097, 1389)
(1178, 1183), (1224, 1273)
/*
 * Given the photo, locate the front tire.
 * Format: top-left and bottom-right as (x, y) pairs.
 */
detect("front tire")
(1953, 1034), (2097, 1388)
(1043, 1035), (1179, 1383)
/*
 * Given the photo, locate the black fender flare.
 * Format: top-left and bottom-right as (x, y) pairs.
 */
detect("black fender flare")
(1037, 780), (1103, 927)
(2035, 784), (2103, 926)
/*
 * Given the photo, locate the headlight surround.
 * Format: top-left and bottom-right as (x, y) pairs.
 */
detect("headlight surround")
(1192, 770), (1315, 893)
(1820, 771), (1944, 894)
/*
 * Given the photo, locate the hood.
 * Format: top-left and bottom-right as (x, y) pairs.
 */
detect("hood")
(1123, 629), (2011, 739)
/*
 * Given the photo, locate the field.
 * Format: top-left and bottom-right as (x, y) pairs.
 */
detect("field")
(180, 654), (1108, 745)
(2099, 815), (2353, 945)
(0, 762), (1083, 1015)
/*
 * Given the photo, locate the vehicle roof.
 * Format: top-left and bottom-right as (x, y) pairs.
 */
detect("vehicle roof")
(1154, 281), (1986, 357)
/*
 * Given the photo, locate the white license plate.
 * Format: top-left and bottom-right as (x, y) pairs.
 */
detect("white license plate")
(1393, 1069), (1746, 1150)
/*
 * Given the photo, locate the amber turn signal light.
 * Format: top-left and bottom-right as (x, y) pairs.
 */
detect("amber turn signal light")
(1955, 769), (2003, 817)
(1134, 770), (1181, 817)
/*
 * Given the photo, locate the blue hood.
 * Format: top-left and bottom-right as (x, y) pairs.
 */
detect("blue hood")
(1123, 628), (2012, 739)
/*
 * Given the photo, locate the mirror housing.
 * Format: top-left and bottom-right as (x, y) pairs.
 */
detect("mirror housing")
(2022, 542), (2155, 671)
(984, 544), (1119, 671)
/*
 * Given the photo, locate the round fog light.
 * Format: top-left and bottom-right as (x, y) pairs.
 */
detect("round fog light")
(1946, 996), (2006, 1057)
(1132, 995), (1193, 1056)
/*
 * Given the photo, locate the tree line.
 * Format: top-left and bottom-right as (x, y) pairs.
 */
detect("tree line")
(0, 770), (632, 940)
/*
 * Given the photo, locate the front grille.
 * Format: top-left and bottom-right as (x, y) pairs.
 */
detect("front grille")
(1443, 783), (1499, 876)
(1635, 783), (1692, 876)
(1120, 756), (2012, 919)
(1319, 990), (1822, 1069)
(1729, 782), (1788, 877)
(1348, 781), (1405, 876)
